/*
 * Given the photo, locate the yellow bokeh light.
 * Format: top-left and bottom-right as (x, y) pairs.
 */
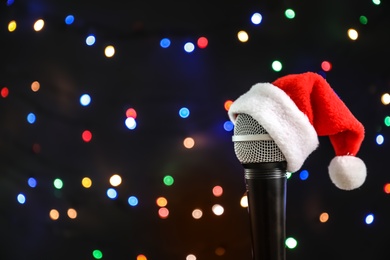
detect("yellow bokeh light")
(67, 208), (77, 219)
(34, 19), (45, 31)
(110, 174), (122, 186)
(240, 194), (248, 208)
(137, 255), (147, 260)
(183, 137), (195, 149)
(50, 209), (59, 220)
(192, 209), (203, 219)
(31, 81), (40, 92)
(319, 212), (329, 223)
(156, 197), (168, 207)
(8, 20), (17, 32)
(381, 93), (390, 105)
(105, 45), (115, 57)
(82, 177), (92, 188)
(237, 30), (249, 42)
(347, 28), (358, 40)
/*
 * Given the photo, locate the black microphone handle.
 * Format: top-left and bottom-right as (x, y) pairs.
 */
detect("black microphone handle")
(243, 161), (287, 260)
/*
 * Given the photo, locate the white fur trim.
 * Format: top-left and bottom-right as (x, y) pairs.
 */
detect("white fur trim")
(228, 82), (319, 173)
(328, 156), (367, 190)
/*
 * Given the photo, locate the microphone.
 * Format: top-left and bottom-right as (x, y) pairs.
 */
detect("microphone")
(233, 113), (287, 260)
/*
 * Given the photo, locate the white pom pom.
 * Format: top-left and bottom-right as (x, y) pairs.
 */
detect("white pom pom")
(328, 156), (367, 190)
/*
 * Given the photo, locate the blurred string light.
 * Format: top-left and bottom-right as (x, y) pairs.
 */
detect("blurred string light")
(86, 35), (96, 46)
(184, 42), (195, 53)
(110, 174), (122, 186)
(156, 197), (168, 207)
(381, 93), (390, 105)
(365, 213), (374, 224)
(347, 28), (358, 40)
(384, 116), (390, 127)
(212, 204), (224, 216)
(33, 19), (45, 31)
(126, 107), (137, 118)
(8, 20), (16, 32)
(82, 130), (92, 142)
(319, 212), (329, 223)
(17, 193), (26, 204)
(179, 107), (190, 118)
(183, 137), (195, 148)
(158, 207), (169, 219)
(28, 177), (37, 188)
(237, 30), (249, 42)
(31, 81), (40, 92)
(67, 208), (77, 219)
(272, 60), (282, 72)
(50, 209), (60, 220)
(285, 237), (298, 249)
(192, 209), (203, 219)
(64, 15), (75, 25)
(27, 113), (36, 124)
(137, 255), (147, 260)
(299, 170), (309, 180)
(80, 94), (91, 106)
(383, 183), (390, 194)
(197, 36), (208, 49)
(285, 9), (296, 19)
(107, 188), (118, 199)
(92, 250), (103, 260)
(1, 87), (9, 98)
(53, 178), (63, 189)
(240, 195), (248, 208)
(376, 134), (384, 145)
(125, 117), (137, 130)
(160, 38), (171, 48)
(163, 175), (174, 186)
(212, 185), (223, 197)
(251, 12), (263, 25)
(321, 61), (332, 72)
(359, 15), (368, 25)
(82, 177), (92, 188)
(223, 121), (234, 131)
(104, 45), (115, 57)
(128, 196), (139, 206)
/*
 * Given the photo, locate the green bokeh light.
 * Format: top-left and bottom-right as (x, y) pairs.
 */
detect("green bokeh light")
(285, 237), (298, 249)
(53, 178), (63, 189)
(359, 15), (368, 25)
(384, 116), (390, 127)
(163, 175), (174, 186)
(272, 60), (283, 72)
(92, 249), (103, 259)
(285, 9), (295, 19)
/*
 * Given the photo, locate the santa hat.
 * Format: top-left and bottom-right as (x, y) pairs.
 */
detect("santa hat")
(228, 72), (366, 190)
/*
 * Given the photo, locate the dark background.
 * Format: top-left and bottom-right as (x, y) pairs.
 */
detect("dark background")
(1, 0), (390, 259)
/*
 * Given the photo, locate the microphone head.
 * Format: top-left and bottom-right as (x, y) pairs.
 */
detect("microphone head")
(233, 114), (286, 164)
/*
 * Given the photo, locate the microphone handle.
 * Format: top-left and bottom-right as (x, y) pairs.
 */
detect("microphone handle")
(244, 161), (287, 260)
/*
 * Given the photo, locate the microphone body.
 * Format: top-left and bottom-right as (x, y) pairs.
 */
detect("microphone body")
(233, 114), (287, 260)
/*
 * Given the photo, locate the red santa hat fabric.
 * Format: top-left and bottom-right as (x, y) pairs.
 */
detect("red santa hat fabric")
(228, 72), (366, 190)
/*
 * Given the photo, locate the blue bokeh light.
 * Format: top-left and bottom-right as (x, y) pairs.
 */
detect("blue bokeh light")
(251, 12), (263, 25)
(184, 42), (195, 53)
(299, 170), (309, 180)
(86, 35), (96, 46)
(128, 196), (139, 206)
(80, 94), (91, 106)
(125, 117), (137, 130)
(376, 134), (384, 145)
(17, 193), (26, 204)
(160, 38), (171, 48)
(179, 107), (190, 118)
(107, 188), (118, 199)
(28, 177), (37, 188)
(65, 15), (75, 25)
(365, 213), (374, 224)
(223, 121), (234, 131)
(27, 113), (36, 124)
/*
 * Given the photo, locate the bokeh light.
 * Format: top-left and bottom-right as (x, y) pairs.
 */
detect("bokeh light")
(28, 177), (37, 188)
(186, 254), (196, 260)
(183, 137), (195, 149)
(347, 28), (358, 40)
(384, 183), (390, 194)
(34, 19), (45, 31)
(17, 193), (26, 204)
(237, 30), (249, 42)
(319, 212), (329, 223)
(86, 35), (96, 46)
(384, 116), (390, 127)
(53, 178), (63, 189)
(31, 81), (40, 92)
(163, 175), (174, 186)
(299, 170), (309, 180)
(67, 208), (77, 219)
(160, 38), (171, 48)
(197, 36), (208, 48)
(365, 213), (374, 224)
(224, 100), (233, 111)
(82, 177), (92, 188)
(376, 134), (384, 145)
(158, 207), (169, 219)
(223, 121), (234, 131)
(321, 61), (332, 72)
(192, 209), (203, 219)
(1, 87), (9, 98)
(251, 12), (263, 25)
(80, 94), (91, 106)
(285, 237), (298, 249)
(82, 130), (92, 142)
(212, 204), (224, 216)
(184, 42), (195, 53)
(240, 195), (248, 208)
(128, 196), (139, 206)
(125, 117), (137, 130)
(106, 188), (118, 199)
(104, 45), (115, 57)
(110, 174), (122, 186)
(212, 185), (223, 197)
(27, 113), (36, 124)
(65, 15), (75, 25)
(359, 15), (368, 25)
(49, 209), (60, 220)
(179, 107), (190, 118)
(285, 9), (296, 19)
(156, 197), (168, 207)
(137, 254), (147, 260)
(126, 108), (137, 118)
(8, 20), (16, 32)
(381, 93), (390, 105)
(272, 60), (283, 72)
(92, 249), (103, 259)
(32, 143), (41, 153)
(215, 247), (226, 256)
(6, 0), (14, 6)
(372, 0), (381, 5)
(286, 172), (292, 179)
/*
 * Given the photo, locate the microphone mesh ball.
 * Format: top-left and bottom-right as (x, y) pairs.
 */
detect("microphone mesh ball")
(234, 114), (286, 163)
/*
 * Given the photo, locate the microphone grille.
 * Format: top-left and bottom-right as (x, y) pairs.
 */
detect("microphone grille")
(233, 114), (286, 163)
